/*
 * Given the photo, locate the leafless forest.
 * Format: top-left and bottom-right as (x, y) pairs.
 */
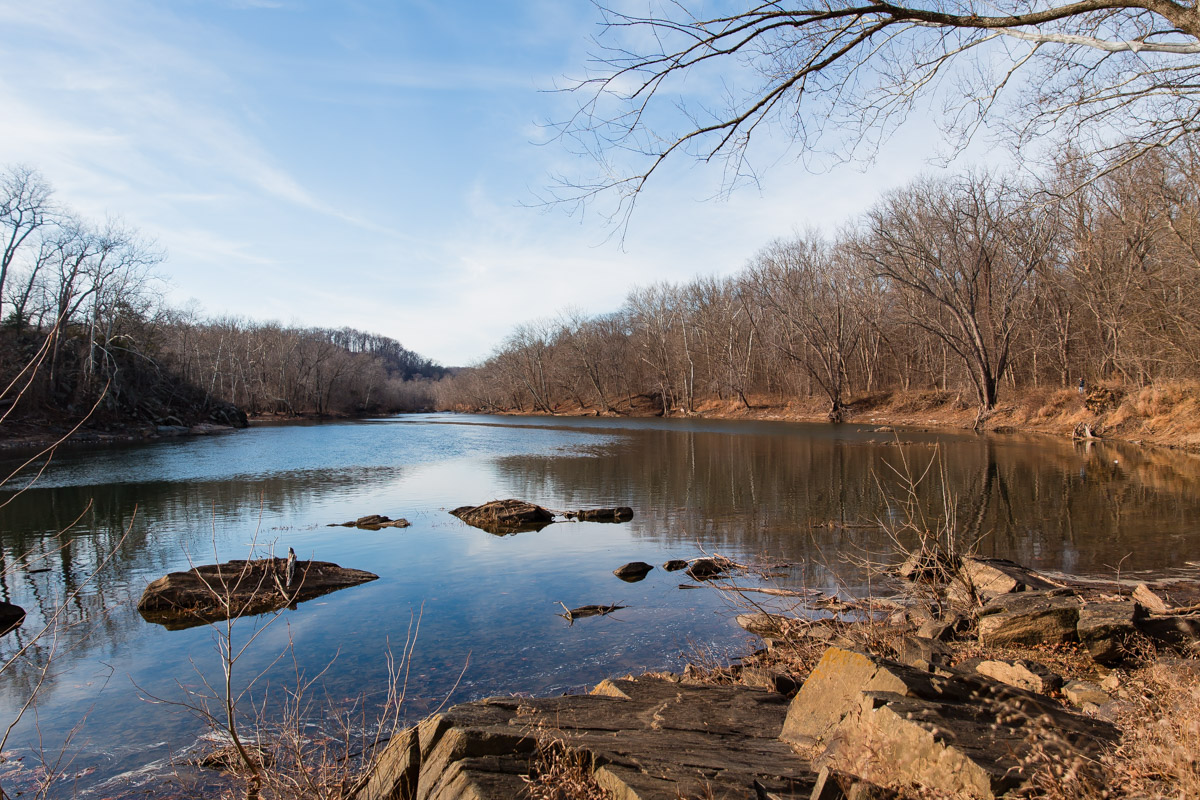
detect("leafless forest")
(439, 149), (1200, 426)
(0, 165), (444, 431)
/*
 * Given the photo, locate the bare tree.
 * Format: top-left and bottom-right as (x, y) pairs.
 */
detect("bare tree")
(745, 234), (864, 421)
(557, 1), (1200, 219)
(0, 165), (54, 321)
(852, 172), (1053, 422)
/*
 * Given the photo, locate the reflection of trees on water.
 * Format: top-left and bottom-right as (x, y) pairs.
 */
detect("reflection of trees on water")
(0, 466), (400, 699)
(497, 430), (1200, 581)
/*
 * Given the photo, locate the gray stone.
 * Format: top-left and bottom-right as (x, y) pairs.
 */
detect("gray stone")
(1077, 602), (1142, 665)
(958, 556), (1060, 599)
(1063, 680), (1111, 707)
(685, 558), (730, 581)
(896, 550), (958, 583)
(363, 676), (816, 800)
(1133, 583), (1170, 614)
(449, 500), (555, 535)
(975, 659), (1062, 694)
(613, 561), (654, 581)
(566, 507), (634, 522)
(916, 613), (968, 642)
(737, 612), (800, 639)
(785, 647), (1116, 799)
(892, 635), (952, 672)
(977, 590), (1081, 647)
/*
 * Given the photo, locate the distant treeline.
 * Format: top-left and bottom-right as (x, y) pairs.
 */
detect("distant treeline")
(437, 145), (1200, 424)
(155, 314), (448, 417)
(0, 165), (444, 430)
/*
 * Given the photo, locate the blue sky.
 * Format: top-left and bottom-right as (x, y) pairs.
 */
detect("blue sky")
(0, 1), (975, 365)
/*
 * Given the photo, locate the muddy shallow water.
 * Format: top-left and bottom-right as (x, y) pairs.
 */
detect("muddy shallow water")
(1, 414), (1198, 797)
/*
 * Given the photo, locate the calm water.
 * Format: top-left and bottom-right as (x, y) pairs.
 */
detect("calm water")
(2, 414), (1200, 796)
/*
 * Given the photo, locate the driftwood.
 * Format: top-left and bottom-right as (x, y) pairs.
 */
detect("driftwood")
(557, 601), (626, 625)
(329, 514), (411, 530)
(677, 583), (819, 599)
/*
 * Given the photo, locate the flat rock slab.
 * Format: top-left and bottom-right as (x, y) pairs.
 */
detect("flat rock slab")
(138, 559), (379, 630)
(362, 676), (815, 800)
(450, 499), (555, 535)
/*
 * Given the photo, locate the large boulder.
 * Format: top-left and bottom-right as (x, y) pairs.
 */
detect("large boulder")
(783, 647), (1117, 799)
(449, 500), (555, 535)
(138, 559), (378, 630)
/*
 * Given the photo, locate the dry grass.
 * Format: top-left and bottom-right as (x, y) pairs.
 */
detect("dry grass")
(521, 737), (613, 800)
(1024, 387), (1086, 422)
(1027, 658), (1200, 800)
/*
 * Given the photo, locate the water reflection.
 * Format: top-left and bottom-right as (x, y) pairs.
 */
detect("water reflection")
(0, 415), (1198, 797)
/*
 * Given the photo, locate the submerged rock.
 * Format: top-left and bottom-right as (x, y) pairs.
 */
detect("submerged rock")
(0, 601), (25, 636)
(138, 558), (378, 630)
(559, 603), (627, 625)
(565, 507), (634, 522)
(450, 499), (555, 535)
(331, 514), (411, 530)
(613, 561), (653, 581)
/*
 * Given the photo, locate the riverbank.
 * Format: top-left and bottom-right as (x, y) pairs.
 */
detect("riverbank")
(0, 417), (242, 455)
(487, 381), (1200, 454)
(358, 556), (1200, 799)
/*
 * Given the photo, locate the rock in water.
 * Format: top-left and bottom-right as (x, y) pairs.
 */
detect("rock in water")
(138, 559), (378, 630)
(450, 499), (555, 535)
(331, 514), (411, 530)
(0, 601), (25, 636)
(686, 558), (729, 581)
(613, 562), (653, 581)
(566, 507), (634, 522)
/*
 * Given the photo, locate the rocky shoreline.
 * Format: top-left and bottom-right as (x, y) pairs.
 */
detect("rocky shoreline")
(358, 555), (1200, 800)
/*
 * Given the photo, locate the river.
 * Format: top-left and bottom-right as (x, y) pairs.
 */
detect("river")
(1, 414), (1199, 797)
